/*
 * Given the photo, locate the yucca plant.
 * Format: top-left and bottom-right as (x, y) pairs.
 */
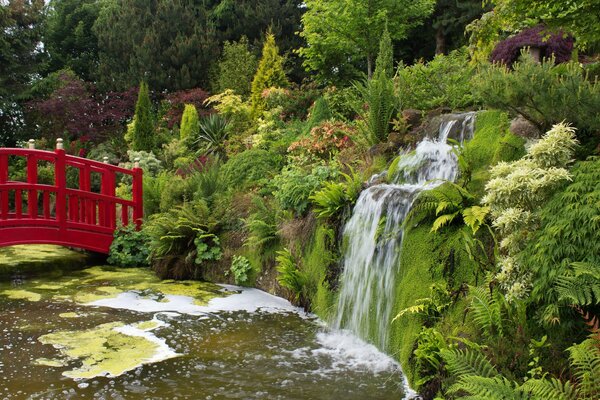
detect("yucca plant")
(194, 114), (229, 157)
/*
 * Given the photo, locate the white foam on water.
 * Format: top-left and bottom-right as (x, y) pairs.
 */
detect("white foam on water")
(314, 329), (417, 398)
(87, 285), (306, 316)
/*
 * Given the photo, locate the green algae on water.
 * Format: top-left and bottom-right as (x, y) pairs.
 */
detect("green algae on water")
(37, 321), (176, 380)
(2, 289), (42, 302)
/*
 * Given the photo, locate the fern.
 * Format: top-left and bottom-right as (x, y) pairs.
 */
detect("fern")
(555, 262), (600, 306)
(568, 338), (600, 398)
(448, 375), (530, 399)
(522, 378), (578, 400)
(441, 348), (497, 379)
(469, 286), (507, 338)
(275, 248), (306, 301)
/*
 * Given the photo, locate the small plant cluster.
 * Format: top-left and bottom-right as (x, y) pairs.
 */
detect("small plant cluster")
(107, 224), (151, 268)
(287, 121), (354, 161)
(228, 255), (252, 285)
(490, 25), (574, 66)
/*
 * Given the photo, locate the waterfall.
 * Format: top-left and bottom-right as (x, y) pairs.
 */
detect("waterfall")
(333, 112), (476, 350)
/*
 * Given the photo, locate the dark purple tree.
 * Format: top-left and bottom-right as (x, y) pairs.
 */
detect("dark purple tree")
(490, 25), (574, 67)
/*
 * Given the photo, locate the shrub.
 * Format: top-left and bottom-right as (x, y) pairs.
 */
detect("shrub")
(195, 114), (229, 157)
(490, 25), (574, 67)
(305, 97), (332, 130)
(472, 56), (600, 139)
(395, 49), (475, 111)
(522, 157), (600, 309)
(322, 86), (360, 122)
(213, 36), (258, 98)
(229, 255), (252, 285)
(179, 104), (199, 142)
(310, 169), (363, 220)
(250, 31), (288, 116)
(144, 201), (220, 279)
(107, 224), (151, 267)
(163, 87), (211, 129)
(482, 123), (578, 301)
(221, 149), (283, 190)
(288, 121), (354, 163)
(131, 81), (155, 151)
(272, 163), (339, 216)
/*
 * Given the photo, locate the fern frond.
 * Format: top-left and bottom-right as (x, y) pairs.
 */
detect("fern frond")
(448, 375), (529, 399)
(431, 211), (459, 233)
(522, 377), (578, 400)
(462, 205), (490, 235)
(469, 286), (506, 338)
(556, 262), (600, 306)
(440, 348), (497, 378)
(568, 337), (600, 398)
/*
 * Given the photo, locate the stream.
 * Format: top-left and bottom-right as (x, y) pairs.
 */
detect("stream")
(0, 264), (410, 399)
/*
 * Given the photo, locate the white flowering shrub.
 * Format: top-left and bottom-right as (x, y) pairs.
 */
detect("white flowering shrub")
(482, 123), (578, 300)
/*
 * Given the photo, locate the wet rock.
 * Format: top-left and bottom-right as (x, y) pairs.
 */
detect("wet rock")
(401, 109), (422, 129)
(510, 115), (541, 138)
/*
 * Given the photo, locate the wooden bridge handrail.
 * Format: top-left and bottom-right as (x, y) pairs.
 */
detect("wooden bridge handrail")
(0, 138), (143, 254)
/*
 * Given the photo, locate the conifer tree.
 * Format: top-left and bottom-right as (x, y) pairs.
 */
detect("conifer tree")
(179, 104), (199, 142)
(250, 31), (288, 116)
(214, 36), (258, 98)
(375, 25), (394, 78)
(131, 82), (155, 151)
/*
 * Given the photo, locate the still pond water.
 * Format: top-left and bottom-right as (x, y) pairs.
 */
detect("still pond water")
(0, 265), (410, 399)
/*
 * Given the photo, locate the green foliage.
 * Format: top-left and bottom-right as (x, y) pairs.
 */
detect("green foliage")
(323, 86), (360, 122)
(273, 164), (339, 215)
(412, 327), (448, 391)
(555, 262), (600, 307)
(250, 31), (288, 116)
(472, 57), (600, 139)
(229, 255), (252, 285)
(275, 248), (306, 302)
(354, 70), (398, 145)
(522, 158), (600, 309)
(131, 82), (155, 151)
(375, 25), (393, 79)
(310, 169), (363, 220)
(305, 97), (332, 130)
(288, 121), (355, 163)
(221, 149), (283, 190)
(214, 36), (258, 98)
(179, 104), (199, 142)
(107, 224), (151, 267)
(393, 284), (451, 325)
(483, 123), (578, 300)
(143, 172), (171, 217)
(244, 196), (280, 252)
(409, 182), (489, 235)
(144, 201), (219, 279)
(395, 49), (475, 111)
(195, 114), (229, 157)
(298, 0), (435, 82)
(470, 0), (600, 52)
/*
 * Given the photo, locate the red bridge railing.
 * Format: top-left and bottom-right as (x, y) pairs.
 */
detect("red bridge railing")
(0, 139), (143, 254)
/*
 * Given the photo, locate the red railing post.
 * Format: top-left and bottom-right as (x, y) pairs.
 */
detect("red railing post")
(132, 158), (143, 229)
(0, 153), (7, 220)
(27, 139), (38, 218)
(101, 157), (116, 229)
(54, 139), (67, 232)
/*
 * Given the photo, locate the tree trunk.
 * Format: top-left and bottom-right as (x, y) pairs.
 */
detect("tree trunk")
(435, 27), (447, 55)
(367, 55), (373, 80)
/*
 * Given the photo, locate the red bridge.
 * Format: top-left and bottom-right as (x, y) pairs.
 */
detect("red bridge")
(0, 139), (143, 254)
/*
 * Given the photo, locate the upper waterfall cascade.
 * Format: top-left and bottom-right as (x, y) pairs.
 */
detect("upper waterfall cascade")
(333, 112), (476, 350)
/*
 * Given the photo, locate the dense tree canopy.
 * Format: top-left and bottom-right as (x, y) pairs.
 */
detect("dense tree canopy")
(44, 0), (100, 81)
(0, 0), (45, 146)
(298, 0), (435, 83)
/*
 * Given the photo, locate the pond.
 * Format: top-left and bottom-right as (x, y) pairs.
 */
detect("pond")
(0, 264), (411, 399)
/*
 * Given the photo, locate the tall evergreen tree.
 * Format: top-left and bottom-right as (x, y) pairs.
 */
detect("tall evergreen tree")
(375, 25), (394, 78)
(0, 0), (45, 146)
(44, 0), (100, 81)
(250, 32), (288, 116)
(213, 36), (258, 98)
(131, 82), (155, 151)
